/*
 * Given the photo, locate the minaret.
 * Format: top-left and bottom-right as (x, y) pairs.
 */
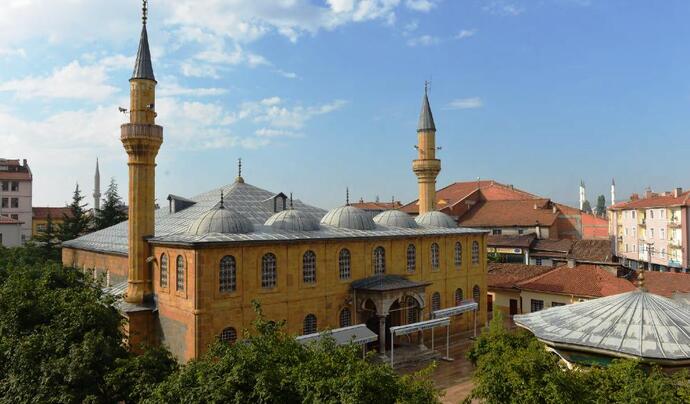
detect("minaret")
(611, 178), (616, 206)
(579, 180), (586, 211)
(121, 0), (163, 304)
(412, 83), (441, 214)
(93, 158), (101, 212)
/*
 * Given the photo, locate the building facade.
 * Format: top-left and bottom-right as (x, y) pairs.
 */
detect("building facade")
(0, 158), (32, 242)
(32, 207), (72, 236)
(609, 188), (689, 272)
(62, 8), (488, 362)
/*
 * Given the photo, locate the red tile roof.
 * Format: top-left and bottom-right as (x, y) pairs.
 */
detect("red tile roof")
(32, 207), (73, 220)
(569, 239), (613, 262)
(488, 263), (556, 290)
(458, 199), (559, 227)
(635, 271), (690, 298)
(532, 238), (574, 253)
(517, 263), (636, 298)
(487, 233), (536, 248)
(610, 191), (690, 210)
(351, 201), (402, 211)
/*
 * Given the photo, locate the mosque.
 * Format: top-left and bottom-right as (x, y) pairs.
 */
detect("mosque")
(62, 4), (488, 362)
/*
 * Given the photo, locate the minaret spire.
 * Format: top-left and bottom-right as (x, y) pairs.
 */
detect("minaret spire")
(235, 158), (244, 183)
(132, 0), (155, 83)
(611, 178), (616, 206)
(93, 158), (101, 212)
(413, 82), (441, 214)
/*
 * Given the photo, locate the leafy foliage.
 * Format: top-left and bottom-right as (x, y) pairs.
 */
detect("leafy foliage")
(595, 195), (607, 216)
(58, 183), (92, 241)
(31, 213), (61, 261)
(581, 199), (593, 214)
(466, 311), (690, 404)
(94, 178), (128, 231)
(147, 301), (440, 404)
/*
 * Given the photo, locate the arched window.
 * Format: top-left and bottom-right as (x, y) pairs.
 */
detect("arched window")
(471, 241), (480, 265)
(473, 285), (481, 310)
(219, 255), (236, 293)
(339, 308), (352, 328)
(373, 246), (385, 275)
(431, 242), (440, 270)
(455, 288), (464, 305)
(407, 296), (419, 324)
(406, 244), (416, 273)
(338, 249), (351, 280)
(431, 292), (441, 312)
(454, 242), (462, 268)
(219, 327), (237, 344)
(160, 253), (168, 288)
(302, 250), (316, 284)
(303, 314), (317, 335)
(261, 253), (277, 289)
(176, 255), (185, 291)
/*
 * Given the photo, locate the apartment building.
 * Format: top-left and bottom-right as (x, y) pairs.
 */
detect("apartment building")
(0, 159), (33, 242)
(609, 188), (689, 272)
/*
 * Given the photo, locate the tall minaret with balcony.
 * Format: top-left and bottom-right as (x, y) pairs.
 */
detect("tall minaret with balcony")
(611, 178), (616, 206)
(579, 180), (586, 211)
(121, 1), (163, 304)
(413, 83), (441, 214)
(93, 158), (101, 212)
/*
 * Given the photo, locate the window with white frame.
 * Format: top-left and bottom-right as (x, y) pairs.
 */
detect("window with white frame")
(431, 292), (441, 312)
(219, 255), (237, 293)
(302, 250), (317, 284)
(176, 255), (185, 291)
(160, 253), (168, 288)
(406, 244), (416, 273)
(373, 247), (385, 275)
(261, 253), (277, 289)
(430, 242), (440, 270)
(454, 241), (462, 267)
(471, 241), (480, 265)
(303, 314), (317, 335)
(339, 308), (352, 328)
(338, 249), (351, 280)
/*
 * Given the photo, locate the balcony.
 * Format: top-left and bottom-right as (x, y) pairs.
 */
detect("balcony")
(669, 239), (682, 249)
(669, 218), (681, 228)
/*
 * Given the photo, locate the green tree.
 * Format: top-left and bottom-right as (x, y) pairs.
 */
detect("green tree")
(32, 213), (60, 261)
(595, 195), (606, 216)
(58, 183), (91, 241)
(94, 178), (128, 231)
(147, 301), (440, 404)
(581, 199), (593, 214)
(0, 248), (176, 403)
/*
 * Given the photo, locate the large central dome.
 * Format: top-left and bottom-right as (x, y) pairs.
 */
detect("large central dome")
(320, 205), (376, 230)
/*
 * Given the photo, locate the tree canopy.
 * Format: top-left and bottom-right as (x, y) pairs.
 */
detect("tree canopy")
(94, 178), (128, 231)
(581, 199), (593, 214)
(595, 195), (607, 216)
(58, 183), (92, 241)
(466, 311), (690, 404)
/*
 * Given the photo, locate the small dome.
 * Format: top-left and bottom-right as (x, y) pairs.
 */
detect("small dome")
(188, 205), (253, 235)
(373, 210), (418, 229)
(320, 205), (376, 230)
(415, 211), (456, 228)
(265, 209), (320, 232)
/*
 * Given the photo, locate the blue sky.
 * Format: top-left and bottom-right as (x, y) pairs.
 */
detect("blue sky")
(1, 0), (689, 210)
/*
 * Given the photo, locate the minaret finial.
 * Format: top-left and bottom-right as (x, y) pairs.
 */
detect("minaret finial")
(235, 158), (244, 183)
(424, 80), (429, 96)
(346, 187), (350, 206)
(220, 190), (225, 209)
(142, 0), (148, 25)
(289, 192), (294, 209)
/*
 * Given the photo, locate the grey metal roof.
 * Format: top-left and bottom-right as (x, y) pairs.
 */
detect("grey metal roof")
(351, 274), (430, 291)
(514, 290), (690, 364)
(415, 211), (457, 228)
(187, 205), (253, 235)
(320, 205), (376, 230)
(373, 210), (418, 229)
(64, 180), (485, 254)
(417, 91), (436, 132)
(132, 25), (155, 81)
(265, 209), (320, 232)
(296, 324), (378, 346)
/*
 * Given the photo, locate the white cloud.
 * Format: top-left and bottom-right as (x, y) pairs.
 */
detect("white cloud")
(405, 0), (439, 12)
(0, 47), (26, 58)
(275, 69), (299, 79)
(407, 34), (439, 47)
(455, 29), (476, 40)
(255, 128), (303, 138)
(445, 97), (484, 110)
(180, 62), (220, 79)
(158, 80), (227, 97)
(483, 1), (524, 16)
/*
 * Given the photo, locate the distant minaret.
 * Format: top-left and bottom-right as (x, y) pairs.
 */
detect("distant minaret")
(579, 180), (586, 211)
(412, 82), (441, 214)
(611, 178), (616, 206)
(93, 158), (101, 211)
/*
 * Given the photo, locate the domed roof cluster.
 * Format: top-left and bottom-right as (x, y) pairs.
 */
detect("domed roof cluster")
(265, 209), (320, 232)
(373, 210), (418, 228)
(320, 205), (376, 230)
(188, 198), (253, 235)
(414, 211), (456, 228)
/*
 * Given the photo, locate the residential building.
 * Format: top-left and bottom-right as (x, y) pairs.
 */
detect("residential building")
(609, 188), (689, 272)
(0, 216), (23, 247)
(487, 234), (614, 267)
(62, 10), (488, 362)
(32, 207), (72, 236)
(401, 180), (608, 240)
(0, 158), (32, 242)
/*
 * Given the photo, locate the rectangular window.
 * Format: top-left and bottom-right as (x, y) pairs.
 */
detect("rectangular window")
(10, 182), (18, 192)
(535, 258), (543, 266)
(36, 224), (46, 232)
(632, 211), (636, 218)
(10, 198), (18, 208)
(551, 302), (565, 307)
(660, 209), (664, 218)
(530, 299), (544, 312)
(10, 214), (18, 220)
(1, 198), (6, 209)
(0, 182), (7, 191)
(518, 229), (524, 235)
(492, 229), (502, 235)
(650, 228), (654, 238)
(660, 228), (665, 240)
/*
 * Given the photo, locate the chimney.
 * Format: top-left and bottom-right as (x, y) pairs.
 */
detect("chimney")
(552, 205), (558, 214)
(630, 193), (639, 201)
(567, 258), (576, 268)
(533, 203), (538, 210)
(535, 221), (541, 239)
(22, 159), (27, 167)
(645, 189), (653, 199)
(674, 187), (683, 198)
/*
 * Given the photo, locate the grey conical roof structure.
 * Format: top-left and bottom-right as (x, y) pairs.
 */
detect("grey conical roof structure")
(417, 90), (435, 132)
(514, 290), (690, 365)
(187, 204), (253, 235)
(320, 205), (376, 230)
(265, 209), (320, 232)
(415, 211), (456, 228)
(132, 25), (155, 81)
(373, 210), (418, 229)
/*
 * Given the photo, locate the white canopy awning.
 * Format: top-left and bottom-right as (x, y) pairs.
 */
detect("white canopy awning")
(296, 324), (378, 346)
(390, 317), (451, 337)
(431, 300), (478, 318)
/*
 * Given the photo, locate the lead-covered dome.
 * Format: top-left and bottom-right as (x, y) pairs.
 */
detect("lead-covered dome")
(320, 205), (376, 230)
(188, 205), (253, 235)
(414, 211), (456, 228)
(265, 209), (320, 232)
(373, 210), (418, 229)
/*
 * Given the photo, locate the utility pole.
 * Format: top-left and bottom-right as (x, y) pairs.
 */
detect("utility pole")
(645, 242), (654, 272)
